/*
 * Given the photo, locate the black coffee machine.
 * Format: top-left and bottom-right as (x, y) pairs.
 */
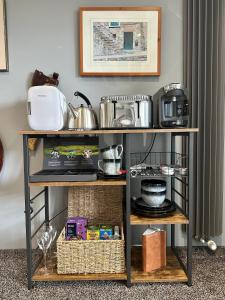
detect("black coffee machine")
(157, 83), (189, 128)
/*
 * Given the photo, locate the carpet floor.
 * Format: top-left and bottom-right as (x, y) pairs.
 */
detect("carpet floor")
(0, 248), (225, 300)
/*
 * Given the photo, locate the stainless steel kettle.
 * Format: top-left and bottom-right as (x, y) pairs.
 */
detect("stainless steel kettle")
(68, 91), (98, 130)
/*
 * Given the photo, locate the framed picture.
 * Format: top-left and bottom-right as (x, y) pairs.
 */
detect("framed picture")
(80, 7), (161, 77)
(0, 0), (8, 71)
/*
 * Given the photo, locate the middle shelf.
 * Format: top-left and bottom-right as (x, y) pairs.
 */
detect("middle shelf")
(29, 179), (127, 187)
(130, 209), (189, 225)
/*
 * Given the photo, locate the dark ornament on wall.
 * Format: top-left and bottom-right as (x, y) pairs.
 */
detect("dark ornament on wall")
(0, 139), (3, 172)
(31, 69), (59, 87)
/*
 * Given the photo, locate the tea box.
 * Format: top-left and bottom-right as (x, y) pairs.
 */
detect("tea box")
(87, 226), (100, 240)
(100, 225), (113, 240)
(66, 217), (87, 240)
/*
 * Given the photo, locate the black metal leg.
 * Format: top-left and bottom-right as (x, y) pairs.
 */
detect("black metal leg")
(171, 133), (175, 249)
(187, 133), (194, 286)
(171, 224), (175, 249)
(45, 187), (49, 226)
(124, 134), (131, 287)
(187, 223), (192, 286)
(23, 135), (33, 290)
(171, 174), (175, 249)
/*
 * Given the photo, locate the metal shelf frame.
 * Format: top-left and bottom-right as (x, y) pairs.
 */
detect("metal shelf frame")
(23, 134), (70, 289)
(170, 132), (194, 286)
(125, 132), (194, 286)
(22, 130), (196, 289)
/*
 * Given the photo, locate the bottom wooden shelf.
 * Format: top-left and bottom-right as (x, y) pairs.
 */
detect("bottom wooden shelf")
(131, 246), (188, 283)
(32, 248), (187, 283)
(32, 259), (127, 282)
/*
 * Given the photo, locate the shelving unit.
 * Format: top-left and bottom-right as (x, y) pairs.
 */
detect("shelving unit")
(20, 128), (198, 289)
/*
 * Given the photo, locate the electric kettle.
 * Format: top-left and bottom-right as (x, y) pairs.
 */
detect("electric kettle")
(68, 91), (98, 130)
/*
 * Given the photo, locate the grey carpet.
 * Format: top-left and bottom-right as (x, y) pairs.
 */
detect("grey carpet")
(0, 248), (225, 300)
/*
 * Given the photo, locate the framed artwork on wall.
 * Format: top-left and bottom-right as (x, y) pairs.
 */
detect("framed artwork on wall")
(80, 7), (161, 77)
(0, 0), (8, 71)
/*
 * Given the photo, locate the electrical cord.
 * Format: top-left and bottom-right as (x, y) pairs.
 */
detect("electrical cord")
(140, 133), (157, 164)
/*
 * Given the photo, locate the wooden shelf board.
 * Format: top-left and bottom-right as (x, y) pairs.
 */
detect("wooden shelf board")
(19, 128), (199, 135)
(131, 246), (187, 283)
(130, 210), (189, 225)
(29, 179), (127, 187)
(32, 261), (127, 282)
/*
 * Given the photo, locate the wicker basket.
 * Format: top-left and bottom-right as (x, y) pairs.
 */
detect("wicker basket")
(57, 186), (125, 274)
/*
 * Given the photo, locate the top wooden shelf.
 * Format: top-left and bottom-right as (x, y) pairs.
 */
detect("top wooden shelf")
(19, 128), (199, 135)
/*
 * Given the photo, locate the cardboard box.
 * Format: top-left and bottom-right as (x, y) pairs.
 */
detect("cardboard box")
(66, 217), (87, 240)
(142, 228), (166, 272)
(87, 226), (100, 240)
(100, 225), (113, 240)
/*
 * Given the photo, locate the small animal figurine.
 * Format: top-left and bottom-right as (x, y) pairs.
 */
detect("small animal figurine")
(31, 69), (59, 87)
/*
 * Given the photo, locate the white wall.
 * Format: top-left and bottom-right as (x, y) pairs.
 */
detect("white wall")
(0, 0), (184, 249)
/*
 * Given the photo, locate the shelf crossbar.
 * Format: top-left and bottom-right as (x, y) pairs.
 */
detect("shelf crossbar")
(49, 207), (68, 223)
(174, 176), (189, 185)
(30, 205), (45, 221)
(172, 187), (188, 202)
(31, 221), (46, 240)
(172, 247), (188, 276)
(30, 189), (45, 202)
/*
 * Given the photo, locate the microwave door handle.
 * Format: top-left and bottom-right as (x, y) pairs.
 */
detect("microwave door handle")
(136, 101), (140, 118)
(112, 101), (117, 119)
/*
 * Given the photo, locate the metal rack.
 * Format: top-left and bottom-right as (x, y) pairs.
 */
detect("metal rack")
(20, 129), (197, 289)
(129, 151), (188, 178)
(130, 151), (188, 166)
(125, 132), (194, 286)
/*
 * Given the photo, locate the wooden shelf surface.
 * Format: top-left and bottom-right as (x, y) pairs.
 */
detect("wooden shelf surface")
(131, 246), (187, 283)
(19, 128), (199, 135)
(130, 210), (189, 225)
(32, 260), (127, 282)
(29, 179), (127, 187)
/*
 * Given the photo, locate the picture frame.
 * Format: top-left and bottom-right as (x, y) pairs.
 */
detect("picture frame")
(80, 7), (161, 77)
(0, 0), (8, 71)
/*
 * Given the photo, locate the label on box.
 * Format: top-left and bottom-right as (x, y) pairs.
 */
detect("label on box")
(66, 217), (87, 240)
(100, 225), (113, 240)
(43, 137), (99, 170)
(66, 223), (76, 240)
(87, 226), (100, 240)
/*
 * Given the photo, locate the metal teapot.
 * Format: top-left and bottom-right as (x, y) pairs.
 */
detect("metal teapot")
(68, 91), (98, 130)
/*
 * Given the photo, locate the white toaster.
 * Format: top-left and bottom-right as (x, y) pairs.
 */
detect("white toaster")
(27, 86), (67, 131)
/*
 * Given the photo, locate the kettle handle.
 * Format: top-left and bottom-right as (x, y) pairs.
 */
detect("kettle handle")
(74, 91), (92, 108)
